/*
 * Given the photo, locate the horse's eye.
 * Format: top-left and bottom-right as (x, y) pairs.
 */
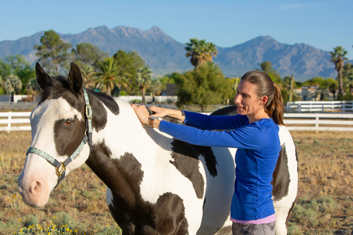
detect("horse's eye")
(64, 120), (72, 126)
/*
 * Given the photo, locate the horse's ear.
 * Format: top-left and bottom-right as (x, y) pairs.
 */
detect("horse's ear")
(68, 62), (83, 94)
(36, 63), (53, 90)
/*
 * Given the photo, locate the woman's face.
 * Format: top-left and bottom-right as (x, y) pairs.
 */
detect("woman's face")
(234, 80), (264, 117)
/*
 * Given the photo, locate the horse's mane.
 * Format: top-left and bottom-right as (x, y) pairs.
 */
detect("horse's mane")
(38, 76), (119, 115)
(38, 76), (73, 104)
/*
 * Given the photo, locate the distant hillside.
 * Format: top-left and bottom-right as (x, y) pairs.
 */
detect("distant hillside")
(0, 25), (337, 81)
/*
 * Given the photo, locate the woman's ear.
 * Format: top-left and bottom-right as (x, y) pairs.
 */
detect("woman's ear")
(260, 96), (269, 105)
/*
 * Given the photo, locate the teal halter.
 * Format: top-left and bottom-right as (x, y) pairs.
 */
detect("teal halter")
(26, 88), (93, 187)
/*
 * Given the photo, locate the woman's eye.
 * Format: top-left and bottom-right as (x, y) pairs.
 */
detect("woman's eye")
(64, 120), (72, 126)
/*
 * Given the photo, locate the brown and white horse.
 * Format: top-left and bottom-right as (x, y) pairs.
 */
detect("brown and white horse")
(18, 63), (298, 235)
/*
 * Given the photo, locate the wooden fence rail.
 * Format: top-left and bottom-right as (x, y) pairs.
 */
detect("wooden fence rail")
(1, 112), (353, 132)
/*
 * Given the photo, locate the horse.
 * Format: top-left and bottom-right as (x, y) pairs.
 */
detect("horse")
(18, 62), (298, 235)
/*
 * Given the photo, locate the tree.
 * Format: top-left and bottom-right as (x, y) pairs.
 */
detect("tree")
(330, 46), (348, 97)
(4, 74), (22, 95)
(326, 78), (338, 100)
(282, 75), (299, 103)
(26, 78), (41, 94)
(34, 30), (72, 74)
(71, 43), (108, 68)
(113, 50), (145, 94)
(185, 38), (218, 68)
(25, 78), (41, 101)
(80, 64), (97, 89)
(258, 61), (282, 85)
(95, 57), (129, 95)
(0, 55), (35, 92)
(176, 62), (235, 111)
(302, 76), (328, 88)
(149, 79), (162, 99)
(343, 62), (353, 94)
(0, 75), (4, 95)
(136, 66), (152, 103)
(158, 72), (182, 91)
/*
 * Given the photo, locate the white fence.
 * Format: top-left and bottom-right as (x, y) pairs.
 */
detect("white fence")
(284, 113), (353, 132)
(0, 112), (31, 132)
(1, 112), (353, 132)
(286, 101), (353, 113)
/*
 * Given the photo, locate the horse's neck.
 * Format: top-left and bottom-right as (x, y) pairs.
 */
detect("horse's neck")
(92, 99), (171, 159)
(86, 99), (172, 192)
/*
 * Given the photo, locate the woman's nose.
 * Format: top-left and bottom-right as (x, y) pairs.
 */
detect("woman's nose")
(234, 94), (241, 104)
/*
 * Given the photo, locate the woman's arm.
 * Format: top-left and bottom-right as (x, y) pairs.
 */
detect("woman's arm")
(159, 120), (267, 149)
(131, 104), (270, 149)
(184, 111), (247, 130)
(132, 104), (247, 131)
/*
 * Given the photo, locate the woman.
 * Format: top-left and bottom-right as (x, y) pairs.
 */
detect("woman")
(132, 70), (284, 235)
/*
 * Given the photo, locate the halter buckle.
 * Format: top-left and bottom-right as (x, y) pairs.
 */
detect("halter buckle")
(56, 162), (66, 177)
(85, 105), (92, 119)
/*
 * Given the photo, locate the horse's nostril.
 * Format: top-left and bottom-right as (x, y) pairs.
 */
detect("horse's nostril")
(29, 181), (42, 195)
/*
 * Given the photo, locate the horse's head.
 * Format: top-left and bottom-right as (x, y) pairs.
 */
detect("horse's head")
(18, 63), (91, 207)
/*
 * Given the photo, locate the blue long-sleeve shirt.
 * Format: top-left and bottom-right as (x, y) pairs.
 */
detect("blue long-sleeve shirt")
(159, 111), (281, 221)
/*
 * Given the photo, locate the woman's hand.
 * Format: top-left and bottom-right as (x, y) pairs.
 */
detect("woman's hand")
(131, 104), (150, 124)
(149, 106), (171, 118)
(149, 105), (185, 122)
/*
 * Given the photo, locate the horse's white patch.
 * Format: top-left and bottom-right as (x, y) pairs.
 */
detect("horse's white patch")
(273, 125), (298, 234)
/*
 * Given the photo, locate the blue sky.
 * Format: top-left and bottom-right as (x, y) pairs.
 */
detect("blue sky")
(1, 0), (353, 59)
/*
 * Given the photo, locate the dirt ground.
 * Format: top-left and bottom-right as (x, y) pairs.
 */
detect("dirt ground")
(288, 131), (353, 234)
(1, 130), (353, 234)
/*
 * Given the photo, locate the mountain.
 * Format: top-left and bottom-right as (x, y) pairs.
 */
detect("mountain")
(215, 36), (335, 80)
(0, 26), (337, 81)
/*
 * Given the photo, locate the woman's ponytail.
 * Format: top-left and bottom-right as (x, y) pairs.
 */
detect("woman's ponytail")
(265, 83), (284, 125)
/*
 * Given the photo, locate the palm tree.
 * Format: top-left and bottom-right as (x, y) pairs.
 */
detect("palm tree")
(149, 79), (162, 102)
(136, 66), (152, 103)
(185, 38), (218, 69)
(4, 74), (22, 95)
(80, 64), (97, 89)
(95, 57), (130, 95)
(330, 46), (348, 97)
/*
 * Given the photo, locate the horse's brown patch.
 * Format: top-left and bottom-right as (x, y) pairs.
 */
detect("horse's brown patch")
(271, 144), (291, 201)
(86, 141), (189, 234)
(170, 140), (205, 199)
(54, 117), (85, 157)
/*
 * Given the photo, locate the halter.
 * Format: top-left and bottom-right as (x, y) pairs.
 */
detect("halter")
(26, 88), (93, 187)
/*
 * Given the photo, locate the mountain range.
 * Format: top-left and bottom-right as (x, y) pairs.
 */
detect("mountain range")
(0, 25), (343, 81)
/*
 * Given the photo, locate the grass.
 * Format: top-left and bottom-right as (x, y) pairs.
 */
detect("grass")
(1, 130), (353, 234)
(287, 131), (353, 234)
(0, 131), (121, 235)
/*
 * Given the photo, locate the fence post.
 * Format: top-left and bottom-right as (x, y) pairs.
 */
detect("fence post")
(7, 112), (11, 133)
(315, 115), (319, 133)
(343, 102), (346, 113)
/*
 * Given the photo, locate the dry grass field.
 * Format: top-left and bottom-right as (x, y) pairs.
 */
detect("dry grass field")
(0, 130), (353, 234)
